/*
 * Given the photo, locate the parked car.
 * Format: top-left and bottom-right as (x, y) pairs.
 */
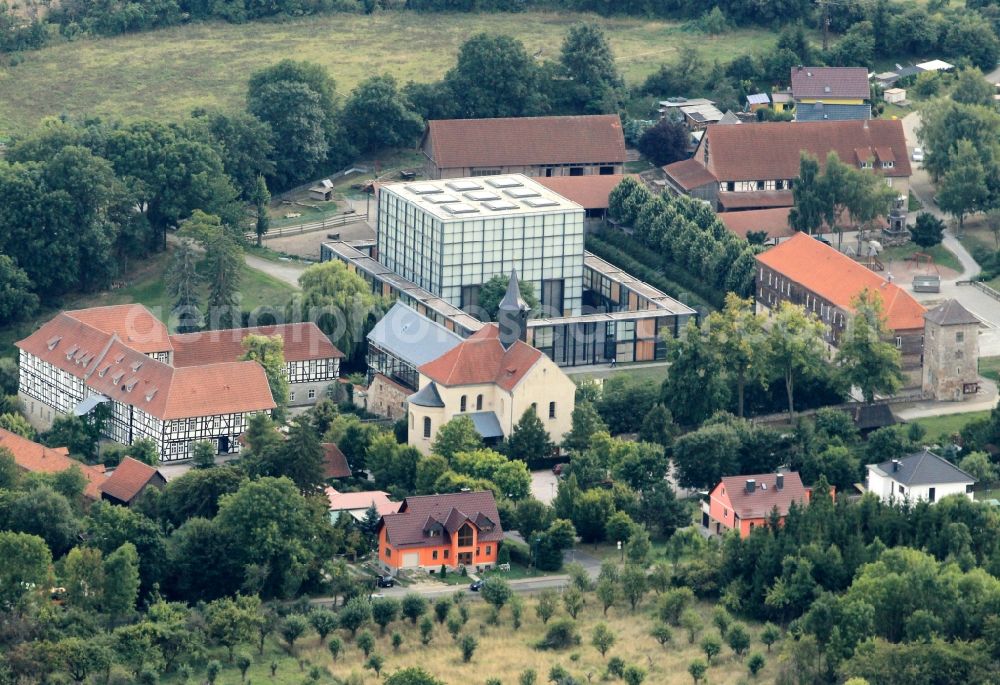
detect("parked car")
(469, 580), (484, 592)
(912, 147), (924, 162)
(376, 575), (395, 588)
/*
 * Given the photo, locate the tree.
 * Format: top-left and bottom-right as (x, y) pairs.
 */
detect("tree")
(592, 623), (616, 658)
(672, 421), (741, 490)
(367, 653), (385, 678)
(747, 652), (766, 677)
(339, 596), (372, 637)
(63, 546), (105, 611)
(341, 74), (424, 153)
(402, 592), (428, 624)
(637, 119), (689, 167)
(943, 13), (1000, 71)
(205, 595), (263, 663)
(766, 302), (828, 418)
(623, 665), (646, 685)
(251, 175), (270, 247)
(563, 401), (608, 453)
(241, 334), (290, 421)
(309, 608), (339, 642)
(959, 451), (998, 485)
(911, 212), (944, 248)
(433, 596), (452, 624)
(557, 23), (623, 114)
(726, 622), (752, 661)
(659, 587), (695, 625)
(680, 609), (704, 644)
(837, 289), (904, 403)
(419, 615), (434, 645)
(0, 254), (38, 325)
(236, 652), (253, 683)
(536, 589), (559, 624)
(951, 67), (994, 106)
(7, 485), (79, 557)
(291, 260), (386, 363)
(789, 153), (826, 235)
(477, 274), (539, 320)
(651, 623), (673, 648)
(688, 659), (708, 684)
(0, 531), (51, 610)
(708, 294), (770, 418)
(620, 564), (647, 610)
(203, 228), (243, 330)
(198, 109), (276, 199)
(459, 634), (478, 662)
(431, 416), (482, 461)
(372, 597), (401, 635)
(102, 542), (140, 621)
(385, 668), (445, 685)
(327, 636), (343, 661)
(760, 623), (781, 652)
(356, 629), (376, 657)
(701, 634), (722, 663)
(281, 614), (309, 653)
(562, 586), (585, 619)
(444, 33), (546, 118)
(661, 321), (730, 427)
(937, 139), (989, 233)
(481, 577), (513, 613)
(506, 406), (554, 463)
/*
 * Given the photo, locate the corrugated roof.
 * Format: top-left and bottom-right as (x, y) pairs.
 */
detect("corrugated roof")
(791, 66), (870, 100)
(870, 449), (975, 486)
(697, 120), (911, 181)
(367, 302), (463, 368)
(419, 325), (543, 392)
(101, 457), (162, 503)
(170, 323), (342, 367)
(381, 491), (502, 548)
(0, 427), (105, 500)
(795, 103), (872, 122)
(423, 115), (626, 169)
(718, 471), (807, 519)
(756, 233), (927, 331)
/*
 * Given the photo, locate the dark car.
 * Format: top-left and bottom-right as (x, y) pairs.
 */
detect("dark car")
(376, 575), (395, 588)
(469, 580), (484, 592)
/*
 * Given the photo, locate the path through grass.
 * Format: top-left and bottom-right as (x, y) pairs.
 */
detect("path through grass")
(0, 12), (778, 135)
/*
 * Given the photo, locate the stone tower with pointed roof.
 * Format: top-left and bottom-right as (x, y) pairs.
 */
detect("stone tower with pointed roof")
(922, 299), (980, 401)
(498, 270), (530, 350)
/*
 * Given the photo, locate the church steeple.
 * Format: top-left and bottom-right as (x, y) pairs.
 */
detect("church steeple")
(498, 269), (530, 349)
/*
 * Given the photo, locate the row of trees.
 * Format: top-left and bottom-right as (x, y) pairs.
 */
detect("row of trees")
(608, 178), (758, 299)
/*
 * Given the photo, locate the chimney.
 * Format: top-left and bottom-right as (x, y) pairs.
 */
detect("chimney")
(891, 459), (901, 472)
(775, 473), (784, 490)
(745, 479), (756, 494)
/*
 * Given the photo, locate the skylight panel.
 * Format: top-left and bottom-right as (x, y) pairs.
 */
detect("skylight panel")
(523, 198), (560, 208)
(441, 203), (480, 215)
(486, 177), (523, 189)
(464, 190), (501, 202)
(423, 193), (460, 204)
(445, 180), (483, 192)
(405, 183), (441, 195)
(483, 200), (520, 211)
(504, 188), (540, 199)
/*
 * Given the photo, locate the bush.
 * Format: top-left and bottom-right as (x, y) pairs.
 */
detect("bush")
(505, 539), (531, 566)
(539, 618), (582, 650)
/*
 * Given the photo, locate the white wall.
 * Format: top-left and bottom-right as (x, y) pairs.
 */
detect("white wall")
(866, 467), (973, 503)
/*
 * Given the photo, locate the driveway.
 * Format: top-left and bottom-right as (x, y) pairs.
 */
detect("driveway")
(530, 469), (559, 504)
(245, 254), (308, 288)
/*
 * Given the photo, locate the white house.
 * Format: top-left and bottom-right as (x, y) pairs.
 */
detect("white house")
(866, 449), (975, 504)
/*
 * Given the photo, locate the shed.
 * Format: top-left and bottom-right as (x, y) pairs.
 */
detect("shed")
(746, 93), (770, 111)
(309, 179), (335, 201)
(883, 88), (906, 104)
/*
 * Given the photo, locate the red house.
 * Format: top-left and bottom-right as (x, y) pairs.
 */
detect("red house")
(378, 491), (502, 574)
(704, 472), (812, 538)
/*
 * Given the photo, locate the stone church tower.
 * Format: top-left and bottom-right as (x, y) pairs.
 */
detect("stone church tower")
(922, 300), (980, 401)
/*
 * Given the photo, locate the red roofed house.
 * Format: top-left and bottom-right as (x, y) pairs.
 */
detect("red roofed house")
(321, 443), (352, 480)
(0, 427), (106, 500)
(420, 115), (626, 180)
(662, 120), (910, 212)
(15, 304), (310, 462)
(756, 232), (927, 387)
(378, 490), (502, 573)
(406, 275), (576, 454)
(326, 487), (399, 523)
(101, 456), (166, 506)
(704, 471), (813, 538)
(536, 174), (635, 220)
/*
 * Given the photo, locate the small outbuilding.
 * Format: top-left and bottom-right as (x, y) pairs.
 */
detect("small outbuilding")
(309, 179), (335, 201)
(883, 88), (906, 104)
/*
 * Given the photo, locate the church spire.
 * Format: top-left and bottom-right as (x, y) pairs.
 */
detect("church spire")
(498, 269), (530, 349)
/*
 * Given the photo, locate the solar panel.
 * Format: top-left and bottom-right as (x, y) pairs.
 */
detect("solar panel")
(523, 198), (560, 208)
(445, 180), (483, 192)
(486, 177), (523, 189)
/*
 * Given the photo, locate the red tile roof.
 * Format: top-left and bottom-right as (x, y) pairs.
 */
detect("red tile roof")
(170, 323), (343, 367)
(698, 120), (911, 182)
(381, 491), (502, 548)
(100, 457), (163, 504)
(790, 66), (870, 100)
(418, 325), (543, 391)
(756, 232), (927, 331)
(0, 428), (105, 500)
(535, 174), (636, 210)
(718, 471), (807, 519)
(719, 208), (796, 240)
(718, 191), (795, 210)
(321, 443), (352, 479)
(17, 311), (276, 420)
(326, 487), (399, 515)
(423, 115), (626, 169)
(663, 158), (718, 191)
(66, 304), (172, 354)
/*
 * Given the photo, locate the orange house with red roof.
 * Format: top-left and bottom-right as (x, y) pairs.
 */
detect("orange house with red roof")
(755, 233), (927, 387)
(704, 471), (816, 538)
(378, 491), (503, 573)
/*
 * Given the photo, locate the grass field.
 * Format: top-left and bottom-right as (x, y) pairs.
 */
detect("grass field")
(879, 242), (963, 273)
(981, 356), (1000, 384)
(568, 363), (670, 385)
(911, 410), (990, 442)
(162, 595), (781, 685)
(0, 11), (779, 136)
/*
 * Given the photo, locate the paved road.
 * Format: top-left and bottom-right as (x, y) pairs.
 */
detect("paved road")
(245, 254), (308, 288)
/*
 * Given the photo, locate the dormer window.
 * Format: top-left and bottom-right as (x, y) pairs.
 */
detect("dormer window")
(46, 336), (61, 350)
(881, 161), (894, 168)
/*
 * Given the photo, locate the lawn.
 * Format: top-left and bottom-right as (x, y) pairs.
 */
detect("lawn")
(0, 12), (780, 136)
(910, 410), (990, 442)
(981, 356), (1000, 384)
(568, 363), (670, 384)
(879, 242), (963, 273)
(159, 594), (780, 685)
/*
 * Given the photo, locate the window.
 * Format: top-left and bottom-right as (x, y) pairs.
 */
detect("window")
(308, 388), (316, 400)
(898, 484), (905, 495)
(956, 332), (964, 342)
(486, 546), (491, 555)
(385, 547), (391, 558)
(432, 550), (438, 560)
(756, 180), (765, 190)
(476, 547), (481, 557)
(723, 508), (728, 518)
(476, 395), (483, 411)
(423, 417), (432, 438)
(895, 336), (902, 349)
(569, 167), (584, 176)
(599, 166), (614, 175)
(956, 350), (964, 359)
(444, 550), (450, 559)
(457, 524), (474, 547)
(461, 285), (481, 314)
(541, 279), (565, 315)
(549, 401), (556, 419)
(775, 180), (785, 190)
(726, 181), (735, 192)
(289, 391), (296, 402)
(460, 395), (467, 412)
(928, 487), (936, 503)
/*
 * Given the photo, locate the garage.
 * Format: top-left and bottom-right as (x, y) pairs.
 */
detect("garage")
(402, 553), (419, 568)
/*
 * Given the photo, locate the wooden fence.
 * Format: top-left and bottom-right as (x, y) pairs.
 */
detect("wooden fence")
(246, 211), (368, 242)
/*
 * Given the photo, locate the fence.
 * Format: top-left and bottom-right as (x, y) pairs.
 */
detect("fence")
(245, 211), (368, 242)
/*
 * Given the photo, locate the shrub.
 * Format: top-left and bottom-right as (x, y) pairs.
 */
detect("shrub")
(539, 618), (582, 650)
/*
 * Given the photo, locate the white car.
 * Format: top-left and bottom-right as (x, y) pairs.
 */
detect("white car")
(912, 147), (924, 162)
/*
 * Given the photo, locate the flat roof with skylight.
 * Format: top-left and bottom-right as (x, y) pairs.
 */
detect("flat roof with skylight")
(390, 174), (582, 220)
